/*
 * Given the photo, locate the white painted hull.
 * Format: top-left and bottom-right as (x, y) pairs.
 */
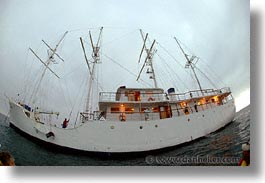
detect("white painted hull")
(9, 100), (235, 153)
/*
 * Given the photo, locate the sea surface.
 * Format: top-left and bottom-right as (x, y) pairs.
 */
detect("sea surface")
(0, 106), (250, 166)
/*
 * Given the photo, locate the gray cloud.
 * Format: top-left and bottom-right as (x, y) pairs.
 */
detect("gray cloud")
(0, 0), (249, 115)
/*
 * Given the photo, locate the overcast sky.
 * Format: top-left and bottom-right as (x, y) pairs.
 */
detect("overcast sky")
(0, 0), (249, 116)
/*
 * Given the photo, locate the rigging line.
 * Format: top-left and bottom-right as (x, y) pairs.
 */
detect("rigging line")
(23, 47), (42, 98)
(46, 74), (53, 107)
(101, 29), (138, 47)
(62, 64), (103, 93)
(156, 60), (179, 91)
(155, 66), (169, 90)
(22, 49), (33, 102)
(200, 62), (221, 83)
(156, 42), (184, 68)
(102, 54), (153, 88)
(194, 66), (218, 89)
(22, 48), (30, 96)
(67, 27), (101, 33)
(110, 79), (126, 91)
(68, 79), (86, 123)
(174, 38), (196, 57)
(156, 52), (189, 91)
(68, 26), (133, 33)
(156, 55), (180, 90)
(174, 37), (220, 88)
(60, 63), (84, 79)
(100, 26), (138, 30)
(73, 74), (89, 116)
(100, 43), (104, 91)
(58, 80), (73, 111)
(153, 56), (174, 89)
(81, 77), (90, 111)
(198, 58), (227, 87)
(28, 66), (46, 104)
(157, 41), (199, 89)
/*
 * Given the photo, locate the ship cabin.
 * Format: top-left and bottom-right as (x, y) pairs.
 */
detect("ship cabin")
(98, 86), (233, 122)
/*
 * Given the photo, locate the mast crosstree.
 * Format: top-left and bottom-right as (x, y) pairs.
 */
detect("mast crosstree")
(29, 31), (68, 104)
(80, 27), (103, 116)
(174, 37), (203, 93)
(137, 29), (158, 88)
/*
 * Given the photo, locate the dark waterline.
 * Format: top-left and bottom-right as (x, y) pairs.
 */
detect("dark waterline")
(0, 106), (250, 166)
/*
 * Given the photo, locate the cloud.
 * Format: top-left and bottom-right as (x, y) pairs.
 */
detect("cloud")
(0, 0), (249, 115)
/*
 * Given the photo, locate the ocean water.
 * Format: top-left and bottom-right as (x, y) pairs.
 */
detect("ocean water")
(0, 106), (250, 166)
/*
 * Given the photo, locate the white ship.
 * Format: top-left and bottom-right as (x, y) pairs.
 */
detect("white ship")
(8, 27), (236, 155)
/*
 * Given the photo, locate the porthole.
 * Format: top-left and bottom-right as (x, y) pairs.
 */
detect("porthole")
(188, 118), (190, 122)
(140, 126), (143, 129)
(110, 125), (114, 129)
(155, 125), (158, 128)
(202, 114), (205, 117)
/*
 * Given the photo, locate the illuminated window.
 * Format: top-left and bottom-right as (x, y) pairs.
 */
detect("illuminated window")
(151, 107), (159, 112)
(111, 107), (119, 113)
(125, 108), (134, 113)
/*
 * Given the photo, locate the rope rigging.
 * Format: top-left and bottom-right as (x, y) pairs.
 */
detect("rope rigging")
(155, 52), (189, 91)
(103, 53), (153, 88)
(16, 26), (231, 127)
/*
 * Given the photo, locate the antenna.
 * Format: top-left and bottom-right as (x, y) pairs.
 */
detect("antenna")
(137, 29), (158, 88)
(174, 37), (203, 92)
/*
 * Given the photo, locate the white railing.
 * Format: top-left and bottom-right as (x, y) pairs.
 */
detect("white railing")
(169, 87), (231, 101)
(99, 92), (167, 102)
(99, 87), (231, 103)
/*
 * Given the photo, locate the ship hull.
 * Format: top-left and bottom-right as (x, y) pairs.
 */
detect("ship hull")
(8, 100), (236, 154)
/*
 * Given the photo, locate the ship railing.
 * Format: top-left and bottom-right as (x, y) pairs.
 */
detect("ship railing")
(168, 87), (231, 101)
(99, 87), (231, 103)
(99, 92), (167, 102)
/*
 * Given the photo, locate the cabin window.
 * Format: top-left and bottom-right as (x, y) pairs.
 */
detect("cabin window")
(127, 91), (141, 101)
(135, 91), (141, 101)
(151, 107), (159, 112)
(159, 106), (172, 119)
(125, 108), (134, 113)
(111, 107), (135, 113)
(111, 107), (120, 113)
(128, 91), (135, 101)
(180, 102), (187, 108)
